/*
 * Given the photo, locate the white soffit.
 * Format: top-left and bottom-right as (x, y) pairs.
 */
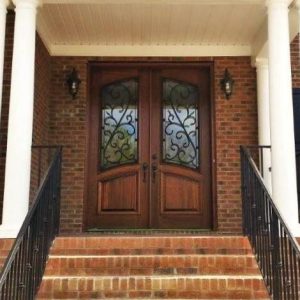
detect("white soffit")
(37, 0), (267, 57)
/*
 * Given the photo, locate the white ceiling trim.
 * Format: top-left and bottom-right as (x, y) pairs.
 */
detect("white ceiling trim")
(41, 0), (265, 5)
(48, 44), (252, 57)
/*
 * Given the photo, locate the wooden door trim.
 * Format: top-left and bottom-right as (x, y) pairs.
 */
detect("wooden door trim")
(83, 61), (217, 231)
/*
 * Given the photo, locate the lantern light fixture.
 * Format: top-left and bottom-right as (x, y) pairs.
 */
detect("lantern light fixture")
(220, 68), (234, 100)
(66, 68), (81, 99)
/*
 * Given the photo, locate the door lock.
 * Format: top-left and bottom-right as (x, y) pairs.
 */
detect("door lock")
(152, 163), (158, 182)
(142, 162), (148, 182)
(152, 153), (158, 160)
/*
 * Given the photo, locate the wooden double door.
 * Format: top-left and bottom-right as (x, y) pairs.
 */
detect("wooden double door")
(86, 63), (213, 230)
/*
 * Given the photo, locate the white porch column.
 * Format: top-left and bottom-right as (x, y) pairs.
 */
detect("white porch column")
(0, 0), (40, 238)
(0, 0), (8, 123)
(267, 0), (300, 235)
(255, 58), (272, 192)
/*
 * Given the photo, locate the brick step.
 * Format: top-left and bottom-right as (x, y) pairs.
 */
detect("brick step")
(0, 239), (14, 270)
(51, 236), (252, 255)
(37, 235), (269, 299)
(44, 254), (260, 276)
(37, 275), (269, 299)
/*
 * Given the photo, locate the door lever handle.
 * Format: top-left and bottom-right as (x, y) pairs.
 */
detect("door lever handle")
(152, 163), (158, 182)
(142, 162), (148, 182)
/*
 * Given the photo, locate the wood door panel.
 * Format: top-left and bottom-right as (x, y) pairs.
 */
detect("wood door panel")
(98, 172), (139, 214)
(86, 63), (212, 230)
(86, 67), (150, 229)
(150, 67), (212, 229)
(160, 172), (202, 214)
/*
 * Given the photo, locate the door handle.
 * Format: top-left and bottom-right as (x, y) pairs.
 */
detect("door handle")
(152, 163), (158, 182)
(142, 162), (148, 182)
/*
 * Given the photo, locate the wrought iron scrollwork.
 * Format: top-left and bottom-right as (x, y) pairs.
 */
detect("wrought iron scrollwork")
(162, 79), (199, 169)
(100, 79), (138, 169)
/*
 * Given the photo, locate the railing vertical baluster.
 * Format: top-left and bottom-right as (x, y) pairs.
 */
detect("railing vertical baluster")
(270, 209), (279, 299)
(257, 176), (264, 269)
(293, 249), (299, 300)
(289, 239), (295, 299)
(260, 147), (264, 177)
(281, 226), (287, 299)
(37, 147), (42, 189)
(25, 226), (32, 300)
(240, 145), (300, 300)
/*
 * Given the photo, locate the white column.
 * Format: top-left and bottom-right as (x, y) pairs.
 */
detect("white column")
(0, 0), (40, 238)
(255, 58), (272, 192)
(0, 0), (8, 124)
(267, 0), (300, 236)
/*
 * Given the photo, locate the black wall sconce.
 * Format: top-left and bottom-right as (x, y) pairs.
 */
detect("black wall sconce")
(220, 68), (234, 100)
(66, 68), (81, 99)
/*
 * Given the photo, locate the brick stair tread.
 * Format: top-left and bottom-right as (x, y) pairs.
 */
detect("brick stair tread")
(52, 236), (250, 249)
(37, 297), (271, 300)
(37, 298), (271, 300)
(41, 274), (264, 279)
(37, 296), (270, 300)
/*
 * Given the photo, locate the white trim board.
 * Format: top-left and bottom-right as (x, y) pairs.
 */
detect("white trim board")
(40, 0), (266, 6)
(48, 44), (252, 57)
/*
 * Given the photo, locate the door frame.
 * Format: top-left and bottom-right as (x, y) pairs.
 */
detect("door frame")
(83, 60), (217, 231)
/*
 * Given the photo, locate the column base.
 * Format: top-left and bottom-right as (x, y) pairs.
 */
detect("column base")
(0, 225), (20, 238)
(287, 223), (300, 237)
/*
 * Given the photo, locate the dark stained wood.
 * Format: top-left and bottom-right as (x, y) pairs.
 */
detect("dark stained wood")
(86, 67), (150, 228)
(85, 63), (213, 230)
(150, 67), (212, 228)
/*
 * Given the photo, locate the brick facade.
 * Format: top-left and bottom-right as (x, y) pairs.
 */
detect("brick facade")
(49, 56), (257, 234)
(291, 34), (300, 89)
(0, 14), (259, 234)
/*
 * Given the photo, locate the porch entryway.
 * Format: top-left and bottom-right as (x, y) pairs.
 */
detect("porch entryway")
(86, 63), (213, 230)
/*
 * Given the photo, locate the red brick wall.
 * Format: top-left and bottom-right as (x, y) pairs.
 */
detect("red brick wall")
(49, 57), (257, 234)
(214, 57), (257, 232)
(29, 33), (52, 201)
(291, 34), (300, 89)
(49, 57), (87, 233)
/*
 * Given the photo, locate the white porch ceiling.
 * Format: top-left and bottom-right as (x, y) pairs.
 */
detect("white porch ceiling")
(35, 0), (298, 57)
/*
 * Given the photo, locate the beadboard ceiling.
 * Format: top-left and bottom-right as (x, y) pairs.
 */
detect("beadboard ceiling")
(35, 0), (298, 57)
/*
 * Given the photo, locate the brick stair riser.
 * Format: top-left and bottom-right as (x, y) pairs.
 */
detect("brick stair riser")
(44, 255), (260, 276)
(50, 248), (252, 255)
(37, 277), (269, 299)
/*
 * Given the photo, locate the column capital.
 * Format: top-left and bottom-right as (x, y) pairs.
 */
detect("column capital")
(0, 0), (9, 8)
(13, 0), (41, 8)
(294, 0), (300, 9)
(255, 58), (269, 69)
(266, 0), (290, 8)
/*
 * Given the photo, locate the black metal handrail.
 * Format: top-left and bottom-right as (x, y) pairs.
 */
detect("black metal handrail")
(245, 145), (271, 178)
(0, 146), (62, 299)
(241, 145), (300, 300)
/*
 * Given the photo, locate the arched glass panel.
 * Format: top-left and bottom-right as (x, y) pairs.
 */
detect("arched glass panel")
(100, 79), (138, 169)
(162, 79), (199, 169)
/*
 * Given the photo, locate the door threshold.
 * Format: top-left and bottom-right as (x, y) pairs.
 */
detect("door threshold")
(86, 229), (213, 235)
